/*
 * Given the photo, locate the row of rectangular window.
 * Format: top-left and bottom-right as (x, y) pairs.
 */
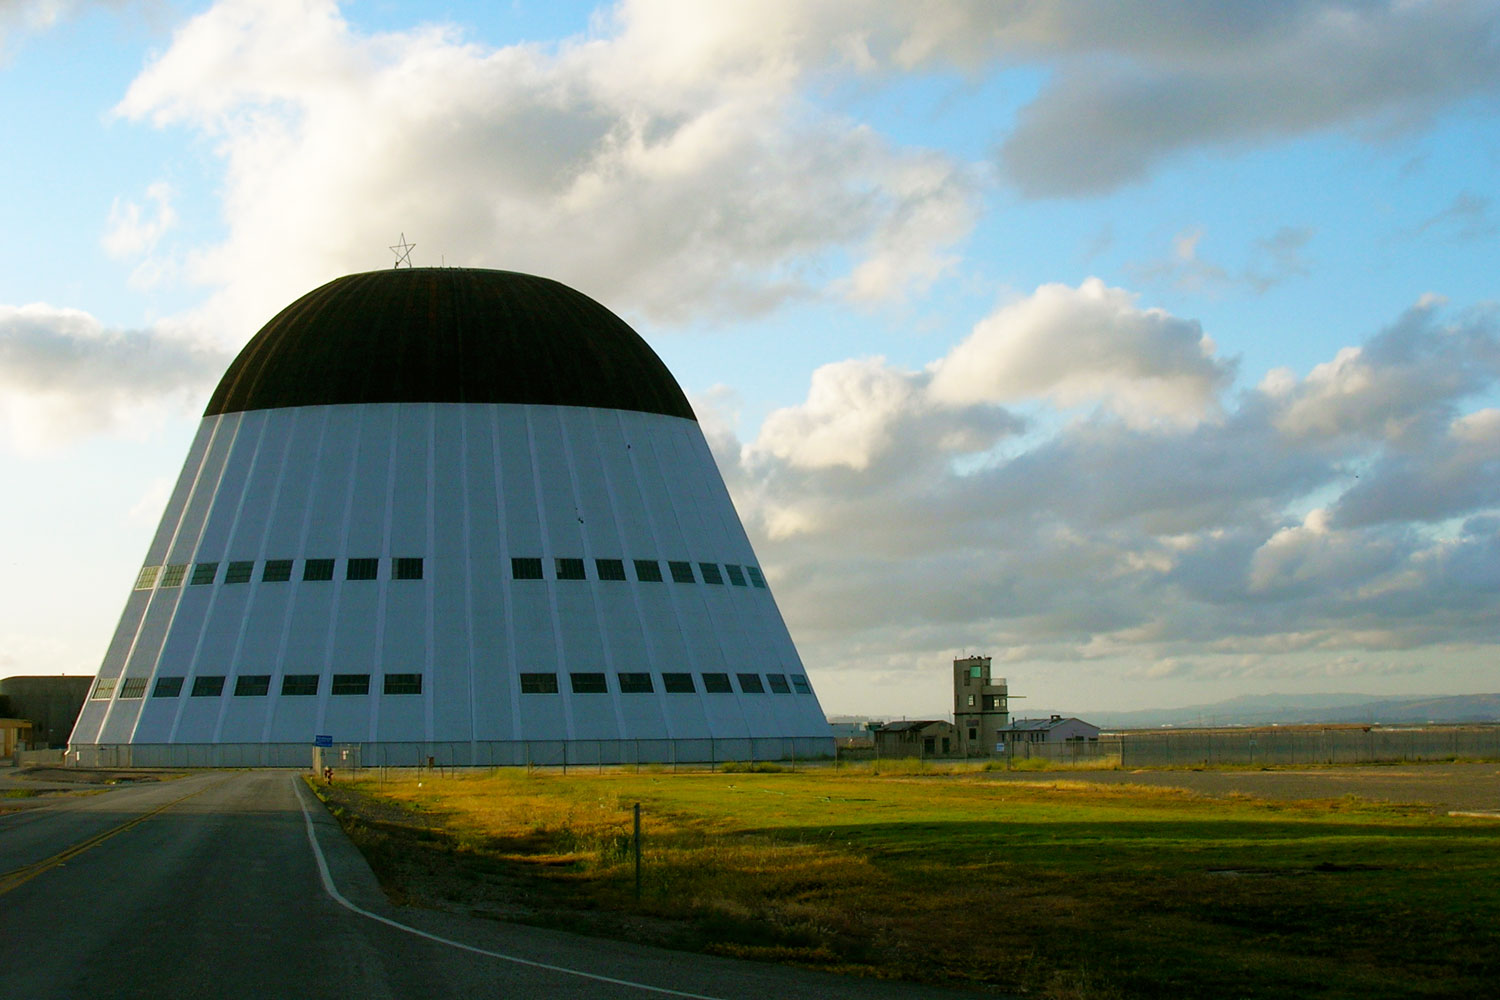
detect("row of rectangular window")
(518, 671), (812, 695)
(93, 673), (423, 700)
(94, 670), (810, 701)
(135, 558), (423, 590)
(511, 558), (765, 588)
(133, 557), (768, 590)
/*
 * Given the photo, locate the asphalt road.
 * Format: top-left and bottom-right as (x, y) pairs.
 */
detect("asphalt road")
(0, 771), (972, 1000)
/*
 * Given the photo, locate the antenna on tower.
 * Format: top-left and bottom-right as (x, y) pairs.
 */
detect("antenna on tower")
(389, 233), (416, 268)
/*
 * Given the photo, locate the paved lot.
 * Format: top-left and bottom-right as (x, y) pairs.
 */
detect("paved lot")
(0, 770), (973, 999)
(983, 761), (1500, 813)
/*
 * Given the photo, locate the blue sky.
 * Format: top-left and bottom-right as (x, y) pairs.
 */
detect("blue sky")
(3, 0), (1500, 718)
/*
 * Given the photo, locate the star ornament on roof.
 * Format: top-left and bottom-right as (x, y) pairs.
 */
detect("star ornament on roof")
(389, 233), (415, 268)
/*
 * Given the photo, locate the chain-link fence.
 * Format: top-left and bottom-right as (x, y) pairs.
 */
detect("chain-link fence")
(1113, 727), (1500, 767)
(68, 735), (835, 770)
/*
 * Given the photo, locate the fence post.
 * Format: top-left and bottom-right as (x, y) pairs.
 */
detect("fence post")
(634, 802), (643, 903)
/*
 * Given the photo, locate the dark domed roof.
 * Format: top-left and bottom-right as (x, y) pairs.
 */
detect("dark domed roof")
(205, 268), (695, 420)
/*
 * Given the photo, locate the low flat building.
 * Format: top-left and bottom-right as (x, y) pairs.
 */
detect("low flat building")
(873, 720), (958, 758)
(999, 715), (1100, 746)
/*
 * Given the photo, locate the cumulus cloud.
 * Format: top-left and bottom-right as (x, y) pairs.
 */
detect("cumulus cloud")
(0, 304), (231, 450)
(111, 0), (980, 339)
(713, 289), (1500, 693)
(929, 278), (1232, 427)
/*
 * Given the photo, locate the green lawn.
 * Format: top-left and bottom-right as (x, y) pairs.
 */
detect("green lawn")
(317, 767), (1500, 998)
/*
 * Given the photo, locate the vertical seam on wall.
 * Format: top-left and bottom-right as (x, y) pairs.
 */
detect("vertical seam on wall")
(424, 403), (437, 745)
(490, 406), (521, 741)
(369, 405), (399, 744)
(527, 405), (574, 742)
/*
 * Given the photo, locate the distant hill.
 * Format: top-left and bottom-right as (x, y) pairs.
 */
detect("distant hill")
(1074, 692), (1500, 729)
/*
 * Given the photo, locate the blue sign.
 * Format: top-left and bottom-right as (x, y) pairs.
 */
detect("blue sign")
(313, 734), (333, 747)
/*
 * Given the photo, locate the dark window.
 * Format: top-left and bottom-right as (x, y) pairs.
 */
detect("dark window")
(633, 559), (663, 582)
(303, 558), (335, 581)
(153, 676), (184, 698)
(736, 673), (765, 694)
(618, 672), (653, 693)
(234, 675), (271, 696)
(191, 676), (225, 697)
(746, 566), (767, 589)
(133, 566), (160, 590)
(346, 558), (379, 581)
(262, 559), (293, 582)
(281, 674), (319, 696)
(791, 674), (812, 694)
(383, 673), (422, 695)
(596, 558), (627, 581)
(968, 727), (977, 741)
(119, 677), (148, 699)
(520, 672), (558, 694)
(512, 557), (544, 580)
(393, 557), (423, 580)
(331, 674), (371, 695)
(570, 672), (608, 694)
(556, 557), (587, 580)
(702, 672), (732, 693)
(662, 672), (695, 693)
(190, 562), (219, 585)
(224, 561), (254, 584)
(668, 561), (695, 583)
(767, 673), (791, 694)
(91, 677), (116, 700)
(159, 564), (188, 588)
(725, 564), (747, 587)
(699, 562), (724, 585)
(924, 737), (935, 754)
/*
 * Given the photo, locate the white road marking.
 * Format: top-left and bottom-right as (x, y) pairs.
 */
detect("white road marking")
(295, 777), (730, 999)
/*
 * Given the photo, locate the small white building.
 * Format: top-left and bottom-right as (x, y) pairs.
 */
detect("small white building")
(998, 715), (1100, 745)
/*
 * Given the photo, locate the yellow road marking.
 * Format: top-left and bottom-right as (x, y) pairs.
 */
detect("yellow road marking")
(0, 776), (231, 897)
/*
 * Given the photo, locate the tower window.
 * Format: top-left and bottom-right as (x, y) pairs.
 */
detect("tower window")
(662, 672), (695, 693)
(746, 566), (767, 589)
(701, 673), (732, 693)
(556, 558), (587, 580)
(618, 672), (653, 693)
(262, 560), (293, 582)
(393, 557), (424, 580)
(191, 562), (219, 585)
(512, 557), (544, 580)
(570, 672), (608, 694)
(153, 677), (184, 698)
(668, 561), (695, 583)
(633, 559), (663, 582)
(303, 559), (335, 581)
(520, 672), (558, 694)
(331, 674), (370, 695)
(736, 673), (765, 694)
(134, 566), (160, 590)
(383, 673), (422, 695)
(791, 674), (811, 694)
(191, 676), (225, 697)
(596, 558), (627, 581)
(234, 675), (271, 696)
(224, 561), (254, 584)
(766, 673), (791, 694)
(282, 674), (319, 696)
(159, 564), (188, 588)
(119, 678), (149, 699)
(699, 563), (724, 585)
(346, 558), (379, 581)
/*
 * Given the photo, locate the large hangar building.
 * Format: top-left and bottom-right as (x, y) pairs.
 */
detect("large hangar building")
(70, 268), (833, 767)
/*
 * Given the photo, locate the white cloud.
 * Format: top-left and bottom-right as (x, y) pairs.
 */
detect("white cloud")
(112, 0), (979, 341)
(929, 278), (1232, 428)
(102, 181), (176, 260)
(0, 303), (230, 451)
(713, 291), (1500, 692)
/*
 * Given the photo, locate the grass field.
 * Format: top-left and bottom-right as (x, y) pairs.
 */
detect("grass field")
(316, 765), (1500, 998)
